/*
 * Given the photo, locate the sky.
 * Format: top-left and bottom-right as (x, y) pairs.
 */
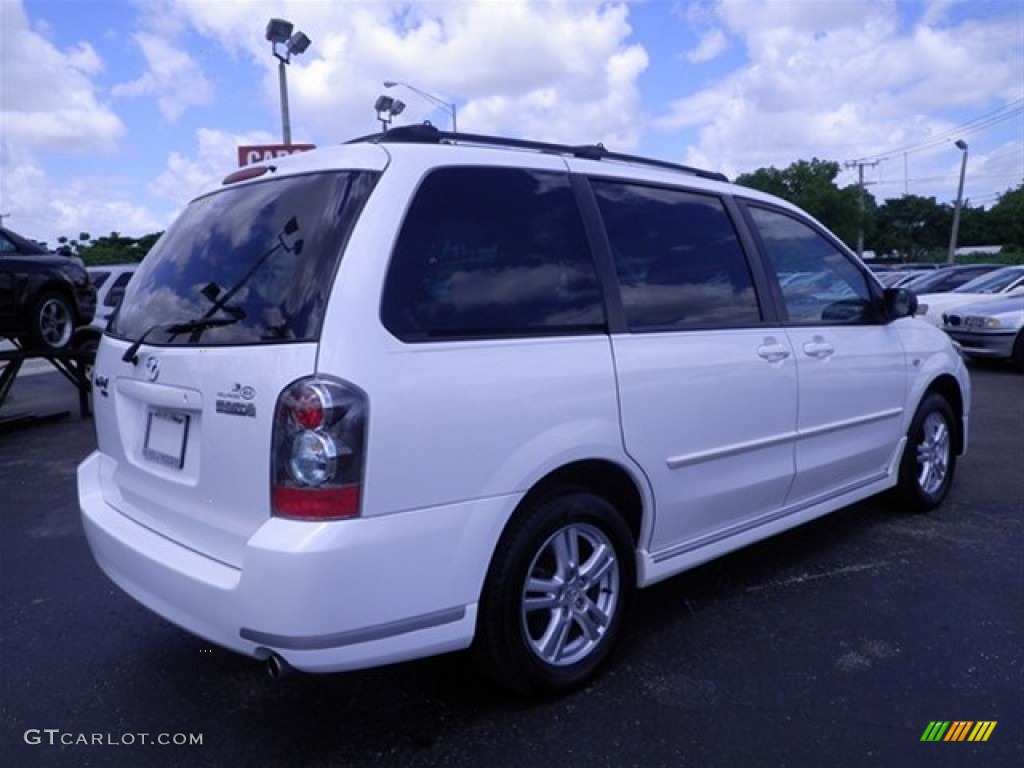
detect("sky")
(1, 0), (1022, 249)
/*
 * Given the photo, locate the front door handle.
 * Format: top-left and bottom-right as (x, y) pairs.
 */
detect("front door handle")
(803, 336), (835, 359)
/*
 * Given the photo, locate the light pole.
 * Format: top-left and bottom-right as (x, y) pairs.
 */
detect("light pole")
(383, 81), (457, 132)
(947, 139), (968, 265)
(266, 18), (311, 146)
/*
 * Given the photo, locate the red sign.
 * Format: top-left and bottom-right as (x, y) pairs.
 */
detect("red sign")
(237, 144), (316, 167)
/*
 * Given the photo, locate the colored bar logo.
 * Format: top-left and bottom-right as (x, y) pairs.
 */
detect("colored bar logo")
(921, 721), (997, 742)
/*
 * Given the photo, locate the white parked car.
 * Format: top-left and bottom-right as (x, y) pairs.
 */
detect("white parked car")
(78, 126), (970, 694)
(916, 265), (1024, 325)
(86, 264), (138, 332)
(69, 264), (138, 366)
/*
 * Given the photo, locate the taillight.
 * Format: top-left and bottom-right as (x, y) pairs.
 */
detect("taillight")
(271, 377), (367, 520)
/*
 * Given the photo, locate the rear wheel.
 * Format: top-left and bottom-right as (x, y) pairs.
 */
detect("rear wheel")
(475, 490), (634, 695)
(894, 393), (957, 512)
(24, 291), (76, 351)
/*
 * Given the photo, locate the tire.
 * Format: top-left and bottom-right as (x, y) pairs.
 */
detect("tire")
(894, 393), (957, 513)
(25, 291), (76, 351)
(74, 334), (99, 382)
(474, 490), (635, 695)
(1012, 331), (1024, 373)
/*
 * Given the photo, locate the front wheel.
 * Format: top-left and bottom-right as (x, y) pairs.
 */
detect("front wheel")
(894, 393), (957, 513)
(1012, 331), (1024, 373)
(475, 491), (635, 695)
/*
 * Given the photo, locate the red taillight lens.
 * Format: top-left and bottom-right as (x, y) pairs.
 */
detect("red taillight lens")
(292, 385), (325, 429)
(271, 486), (360, 519)
(271, 377), (367, 521)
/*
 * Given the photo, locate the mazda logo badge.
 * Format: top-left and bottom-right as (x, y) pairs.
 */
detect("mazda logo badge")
(144, 355), (160, 382)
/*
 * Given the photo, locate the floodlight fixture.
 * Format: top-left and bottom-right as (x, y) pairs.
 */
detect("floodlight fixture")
(266, 18), (293, 44)
(383, 80), (457, 131)
(288, 31), (311, 56)
(374, 95), (406, 131)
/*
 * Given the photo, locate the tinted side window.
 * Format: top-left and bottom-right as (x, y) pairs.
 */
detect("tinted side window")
(748, 206), (879, 325)
(381, 168), (604, 341)
(931, 267), (994, 292)
(590, 180), (760, 331)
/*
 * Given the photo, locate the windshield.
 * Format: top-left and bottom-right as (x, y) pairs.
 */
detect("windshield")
(111, 171), (377, 346)
(952, 266), (1024, 294)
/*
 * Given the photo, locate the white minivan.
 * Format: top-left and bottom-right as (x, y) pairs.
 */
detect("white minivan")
(78, 126), (970, 694)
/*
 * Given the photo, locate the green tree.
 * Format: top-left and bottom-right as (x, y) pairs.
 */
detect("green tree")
(988, 185), (1024, 248)
(956, 202), (996, 247)
(735, 159), (865, 248)
(59, 230), (163, 264)
(872, 195), (949, 261)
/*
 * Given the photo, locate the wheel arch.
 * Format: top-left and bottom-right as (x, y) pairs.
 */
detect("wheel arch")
(509, 459), (645, 550)
(36, 281), (80, 317)
(922, 373), (966, 456)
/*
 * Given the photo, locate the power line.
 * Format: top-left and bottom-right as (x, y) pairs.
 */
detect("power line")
(870, 172), (1024, 186)
(850, 98), (1024, 163)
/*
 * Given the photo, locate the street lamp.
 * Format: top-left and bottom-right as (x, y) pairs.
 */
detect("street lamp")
(947, 139), (968, 265)
(266, 18), (312, 145)
(373, 95), (405, 131)
(383, 80), (457, 132)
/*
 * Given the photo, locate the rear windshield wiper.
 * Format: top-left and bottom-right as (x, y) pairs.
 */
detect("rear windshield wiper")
(121, 316), (240, 365)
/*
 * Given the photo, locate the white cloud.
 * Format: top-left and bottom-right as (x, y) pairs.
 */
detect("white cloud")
(159, 0), (648, 147)
(150, 127), (277, 208)
(686, 29), (728, 63)
(0, 0), (124, 151)
(0, 148), (165, 248)
(658, 0), (1023, 199)
(112, 33), (215, 122)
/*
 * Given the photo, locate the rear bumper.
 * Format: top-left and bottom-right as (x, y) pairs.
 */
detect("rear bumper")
(78, 450), (514, 673)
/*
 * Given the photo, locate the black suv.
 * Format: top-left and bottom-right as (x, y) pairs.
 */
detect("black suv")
(0, 227), (96, 351)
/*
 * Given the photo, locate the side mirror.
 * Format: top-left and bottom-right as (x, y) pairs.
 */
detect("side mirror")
(883, 287), (918, 320)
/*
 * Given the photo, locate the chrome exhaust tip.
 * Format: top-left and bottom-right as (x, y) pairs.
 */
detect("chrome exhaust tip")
(266, 653), (291, 680)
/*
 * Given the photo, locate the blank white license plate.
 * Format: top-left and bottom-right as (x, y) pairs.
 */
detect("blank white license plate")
(143, 409), (189, 469)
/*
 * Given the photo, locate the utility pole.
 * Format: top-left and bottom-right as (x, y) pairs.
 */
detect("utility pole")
(0, 213), (10, 228)
(845, 160), (880, 260)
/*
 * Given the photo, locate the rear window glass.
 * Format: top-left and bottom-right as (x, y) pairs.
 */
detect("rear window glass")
(110, 171), (377, 346)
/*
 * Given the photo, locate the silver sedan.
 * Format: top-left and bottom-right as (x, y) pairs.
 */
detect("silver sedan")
(942, 294), (1024, 371)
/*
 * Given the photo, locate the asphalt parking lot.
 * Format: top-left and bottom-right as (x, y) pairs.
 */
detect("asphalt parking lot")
(1, 363), (1021, 767)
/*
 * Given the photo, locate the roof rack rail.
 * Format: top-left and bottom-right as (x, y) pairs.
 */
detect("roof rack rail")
(347, 123), (728, 182)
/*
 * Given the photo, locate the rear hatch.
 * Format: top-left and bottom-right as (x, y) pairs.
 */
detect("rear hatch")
(92, 162), (380, 568)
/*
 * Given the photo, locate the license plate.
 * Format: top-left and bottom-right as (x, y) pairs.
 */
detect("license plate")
(143, 409), (189, 469)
